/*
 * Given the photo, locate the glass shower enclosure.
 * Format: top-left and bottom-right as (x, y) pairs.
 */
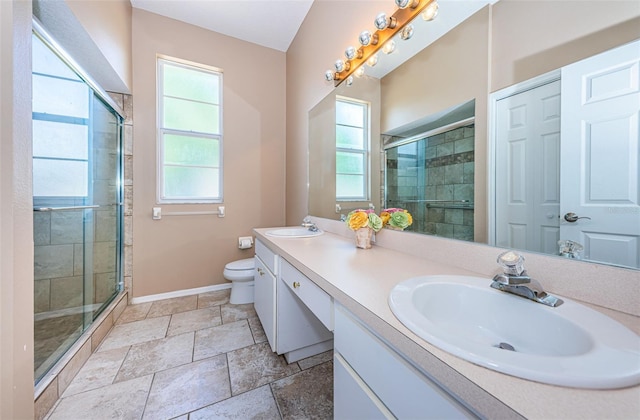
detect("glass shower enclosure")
(32, 26), (124, 383)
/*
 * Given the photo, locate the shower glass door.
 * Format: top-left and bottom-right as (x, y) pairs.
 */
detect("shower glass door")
(32, 31), (123, 383)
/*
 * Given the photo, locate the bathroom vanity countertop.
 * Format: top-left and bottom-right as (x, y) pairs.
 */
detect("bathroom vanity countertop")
(253, 227), (640, 420)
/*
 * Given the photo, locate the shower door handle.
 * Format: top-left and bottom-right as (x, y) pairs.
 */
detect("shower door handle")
(33, 205), (100, 212)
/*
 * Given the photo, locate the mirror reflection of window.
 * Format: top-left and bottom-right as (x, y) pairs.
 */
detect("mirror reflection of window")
(336, 97), (369, 200)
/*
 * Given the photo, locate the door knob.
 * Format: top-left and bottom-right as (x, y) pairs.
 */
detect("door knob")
(564, 212), (591, 223)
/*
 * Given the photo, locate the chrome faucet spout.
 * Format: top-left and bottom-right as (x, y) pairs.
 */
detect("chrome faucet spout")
(492, 272), (531, 285)
(491, 251), (564, 307)
(301, 217), (319, 232)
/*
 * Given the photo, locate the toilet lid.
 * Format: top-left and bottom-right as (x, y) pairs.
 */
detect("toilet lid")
(226, 258), (254, 271)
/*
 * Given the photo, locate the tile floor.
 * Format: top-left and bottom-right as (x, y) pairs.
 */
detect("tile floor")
(44, 289), (334, 419)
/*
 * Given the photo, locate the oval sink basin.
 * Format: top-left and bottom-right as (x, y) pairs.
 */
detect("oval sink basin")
(389, 275), (640, 389)
(264, 227), (324, 238)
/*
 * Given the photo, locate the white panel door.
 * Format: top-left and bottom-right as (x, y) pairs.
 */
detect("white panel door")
(561, 40), (640, 269)
(495, 80), (561, 253)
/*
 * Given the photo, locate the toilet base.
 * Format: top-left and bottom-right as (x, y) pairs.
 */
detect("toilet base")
(230, 281), (255, 304)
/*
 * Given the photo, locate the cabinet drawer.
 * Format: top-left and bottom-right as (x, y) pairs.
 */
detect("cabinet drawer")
(280, 259), (334, 331)
(335, 305), (474, 419)
(255, 239), (278, 275)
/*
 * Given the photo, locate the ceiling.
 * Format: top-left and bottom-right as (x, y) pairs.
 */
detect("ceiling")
(130, 0), (315, 52)
(130, 0), (499, 80)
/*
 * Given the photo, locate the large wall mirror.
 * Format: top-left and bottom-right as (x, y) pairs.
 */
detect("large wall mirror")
(308, 0), (640, 270)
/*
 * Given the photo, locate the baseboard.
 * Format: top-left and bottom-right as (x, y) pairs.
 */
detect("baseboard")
(130, 283), (232, 305)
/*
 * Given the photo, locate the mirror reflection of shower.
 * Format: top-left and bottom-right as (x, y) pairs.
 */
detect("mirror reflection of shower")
(384, 101), (475, 241)
(32, 28), (123, 384)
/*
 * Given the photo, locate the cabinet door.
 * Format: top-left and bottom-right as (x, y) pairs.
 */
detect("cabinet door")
(334, 353), (393, 420)
(335, 305), (475, 419)
(254, 255), (277, 352)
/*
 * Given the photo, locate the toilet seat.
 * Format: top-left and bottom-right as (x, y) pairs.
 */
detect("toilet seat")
(225, 258), (254, 271)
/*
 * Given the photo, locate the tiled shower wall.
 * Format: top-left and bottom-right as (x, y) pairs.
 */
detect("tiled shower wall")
(33, 93), (133, 314)
(385, 125), (474, 241)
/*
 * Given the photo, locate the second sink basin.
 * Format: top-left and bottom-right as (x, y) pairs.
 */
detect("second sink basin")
(389, 275), (640, 389)
(264, 227), (324, 238)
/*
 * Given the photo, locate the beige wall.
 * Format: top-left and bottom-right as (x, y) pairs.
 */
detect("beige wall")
(491, 0), (640, 91)
(132, 9), (286, 297)
(1, 1), (35, 418)
(66, 0), (132, 92)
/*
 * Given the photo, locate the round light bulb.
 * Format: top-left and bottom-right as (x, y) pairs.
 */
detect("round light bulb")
(374, 12), (388, 30)
(400, 24), (414, 41)
(345, 46), (356, 60)
(334, 59), (345, 72)
(395, 0), (418, 9)
(359, 30), (372, 46)
(367, 54), (378, 67)
(346, 76), (354, 86)
(325, 70), (336, 82)
(422, 1), (439, 21)
(355, 66), (365, 78)
(383, 40), (396, 54)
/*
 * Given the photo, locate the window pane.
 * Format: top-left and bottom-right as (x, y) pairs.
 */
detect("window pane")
(336, 151), (364, 175)
(33, 120), (88, 160)
(336, 100), (364, 127)
(336, 126), (364, 150)
(337, 174), (365, 198)
(163, 97), (219, 134)
(164, 134), (219, 166)
(164, 166), (220, 199)
(163, 63), (219, 104)
(33, 74), (89, 119)
(33, 158), (88, 197)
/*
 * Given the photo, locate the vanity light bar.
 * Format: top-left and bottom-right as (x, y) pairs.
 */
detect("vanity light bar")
(330, 0), (437, 86)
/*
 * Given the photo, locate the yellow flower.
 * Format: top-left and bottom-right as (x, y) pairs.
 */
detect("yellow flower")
(404, 210), (413, 225)
(380, 211), (391, 226)
(348, 211), (369, 230)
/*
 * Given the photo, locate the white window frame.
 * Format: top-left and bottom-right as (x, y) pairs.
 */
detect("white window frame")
(156, 55), (224, 204)
(335, 96), (370, 201)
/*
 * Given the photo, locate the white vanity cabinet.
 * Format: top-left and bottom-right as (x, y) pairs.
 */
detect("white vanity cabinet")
(334, 304), (476, 420)
(254, 239), (333, 363)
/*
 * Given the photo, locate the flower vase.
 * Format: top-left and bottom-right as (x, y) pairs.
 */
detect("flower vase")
(355, 227), (373, 249)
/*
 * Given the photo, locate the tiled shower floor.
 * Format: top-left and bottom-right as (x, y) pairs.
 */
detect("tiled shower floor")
(44, 289), (334, 419)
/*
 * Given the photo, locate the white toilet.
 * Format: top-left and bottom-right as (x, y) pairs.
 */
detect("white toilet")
(224, 258), (255, 304)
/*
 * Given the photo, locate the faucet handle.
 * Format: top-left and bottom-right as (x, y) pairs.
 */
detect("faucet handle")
(497, 250), (526, 276)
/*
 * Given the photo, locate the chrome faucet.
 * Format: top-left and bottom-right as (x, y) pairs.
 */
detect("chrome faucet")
(490, 251), (563, 307)
(301, 216), (319, 232)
